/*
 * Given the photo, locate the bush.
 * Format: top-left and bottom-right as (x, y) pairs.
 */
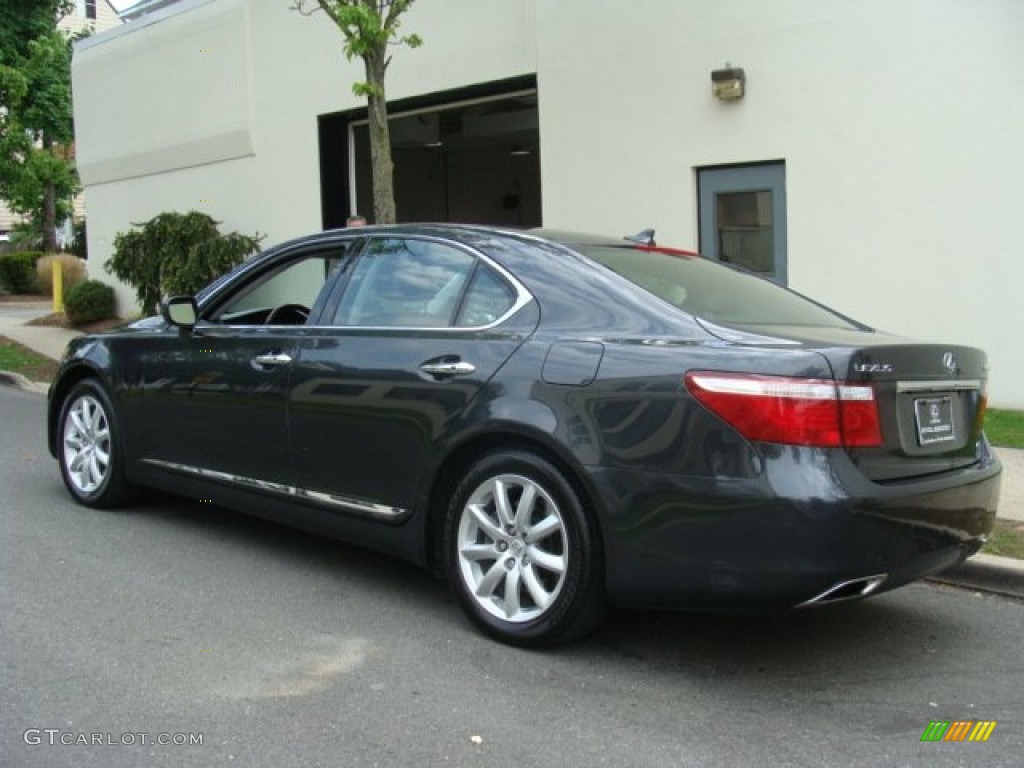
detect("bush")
(105, 211), (261, 315)
(0, 251), (45, 294)
(36, 253), (88, 297)
(64, 280), (115, 326)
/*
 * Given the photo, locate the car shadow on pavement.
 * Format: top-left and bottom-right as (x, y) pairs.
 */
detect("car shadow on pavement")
(575, 593), (993, 686)
(135, 490), (444, 598)
(97, 490), (1004, 682)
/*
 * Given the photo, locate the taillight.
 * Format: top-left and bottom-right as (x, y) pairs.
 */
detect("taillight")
(684, 372), (882, 448)
(974, 391), (988, 439)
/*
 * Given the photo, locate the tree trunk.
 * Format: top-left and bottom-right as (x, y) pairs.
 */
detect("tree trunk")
(365, 51), (397, 224)
(41, 134), (58, 253)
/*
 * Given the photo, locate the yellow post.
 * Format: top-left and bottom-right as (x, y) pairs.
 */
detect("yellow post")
(53, 260), (64, 313)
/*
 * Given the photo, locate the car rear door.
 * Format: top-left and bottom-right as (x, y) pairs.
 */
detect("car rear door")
(287, 235), (537, 522)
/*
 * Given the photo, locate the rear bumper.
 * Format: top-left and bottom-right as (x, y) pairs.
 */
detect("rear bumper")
(586, 447), (1001, 611)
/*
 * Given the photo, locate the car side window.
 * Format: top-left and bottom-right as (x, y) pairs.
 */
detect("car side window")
(213, 248), (353, 326)
(332, 238), (476, 327)
(455, 264), (516, 327)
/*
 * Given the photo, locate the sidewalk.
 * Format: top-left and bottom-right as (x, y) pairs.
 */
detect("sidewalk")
(0, 300), (81, 361)
(1, 298), (1022, 595)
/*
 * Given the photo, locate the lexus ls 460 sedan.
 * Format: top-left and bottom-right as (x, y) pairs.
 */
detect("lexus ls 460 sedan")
(48, 225), (1002, 646)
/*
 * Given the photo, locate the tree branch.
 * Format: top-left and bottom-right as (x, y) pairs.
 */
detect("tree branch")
(288, 1), (321, 18)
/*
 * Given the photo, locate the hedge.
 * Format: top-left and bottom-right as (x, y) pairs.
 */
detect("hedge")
(0, 251), (45, 294)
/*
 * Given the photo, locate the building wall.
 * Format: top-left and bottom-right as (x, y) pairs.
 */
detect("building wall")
(72, 0), (1024, 406)
(74, 0), (537, 298)
(534, 0), (1023, 407)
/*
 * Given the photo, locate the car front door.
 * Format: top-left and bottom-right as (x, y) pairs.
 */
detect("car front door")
(287, 236), (537, 522)
(138, 242), (360, 488)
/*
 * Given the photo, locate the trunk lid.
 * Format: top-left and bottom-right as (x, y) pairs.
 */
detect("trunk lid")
(700, 322), (989, 482)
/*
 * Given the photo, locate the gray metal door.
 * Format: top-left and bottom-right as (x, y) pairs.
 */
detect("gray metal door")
(698, 163), (787, 284)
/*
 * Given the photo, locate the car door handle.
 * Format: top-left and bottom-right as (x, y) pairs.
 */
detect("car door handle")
(419, 360), (477, 377)
(252, 352), (293, 368)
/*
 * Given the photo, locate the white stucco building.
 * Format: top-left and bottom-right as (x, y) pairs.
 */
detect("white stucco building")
(72, 0), (1023, 406)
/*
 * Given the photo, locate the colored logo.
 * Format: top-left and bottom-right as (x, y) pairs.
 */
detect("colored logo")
(920, 720), (997, 742)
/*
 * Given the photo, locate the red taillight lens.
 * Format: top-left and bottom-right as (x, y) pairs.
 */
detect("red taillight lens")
(684, 373), (882, 448)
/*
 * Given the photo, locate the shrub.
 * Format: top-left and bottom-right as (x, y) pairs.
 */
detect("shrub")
(64, 280), (115, 326)
(105, 211), (261, 315)
(36, 253), (88, 297)
(0, 251), (45, 294)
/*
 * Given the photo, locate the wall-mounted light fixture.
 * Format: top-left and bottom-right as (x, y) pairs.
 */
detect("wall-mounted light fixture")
(711, 64), (746, 102)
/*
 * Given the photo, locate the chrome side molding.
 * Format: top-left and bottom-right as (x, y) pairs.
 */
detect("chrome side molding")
(141, 459), (408, 523)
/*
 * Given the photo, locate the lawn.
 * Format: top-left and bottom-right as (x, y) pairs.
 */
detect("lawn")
(985, 408), (1024, 450)
(983, 520), (1024, 560)
(0, 336), (58, 383)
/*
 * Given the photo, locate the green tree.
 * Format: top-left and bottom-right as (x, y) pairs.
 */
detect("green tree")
(106, 211), (262, 315)
(0, 2), (78, 253)
(292, 0), (422, 224)
(0, 1), (71, 60)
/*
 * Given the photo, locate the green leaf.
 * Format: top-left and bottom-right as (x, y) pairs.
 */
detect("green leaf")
(352, 81), (382, 98)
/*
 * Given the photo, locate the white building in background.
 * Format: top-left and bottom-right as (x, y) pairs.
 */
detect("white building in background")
(71, 0), (1024, 407)
(59, 1), (123, 35)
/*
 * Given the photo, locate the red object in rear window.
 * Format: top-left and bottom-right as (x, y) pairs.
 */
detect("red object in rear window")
(685, 372), (882, 448)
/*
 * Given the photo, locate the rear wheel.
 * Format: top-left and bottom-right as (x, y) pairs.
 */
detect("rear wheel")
(58, 380), (134, 508)
(443, 451), (606, 646)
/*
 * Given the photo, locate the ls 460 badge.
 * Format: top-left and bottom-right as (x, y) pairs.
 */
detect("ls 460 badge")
(854, 363), (893, 373)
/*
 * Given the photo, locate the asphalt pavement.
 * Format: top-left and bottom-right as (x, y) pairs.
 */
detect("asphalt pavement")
(1, 298), (1021, 599)
(2, 384), (1023, 768)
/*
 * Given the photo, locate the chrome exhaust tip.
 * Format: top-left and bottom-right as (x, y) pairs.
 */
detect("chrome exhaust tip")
(796, 574), (888, 608)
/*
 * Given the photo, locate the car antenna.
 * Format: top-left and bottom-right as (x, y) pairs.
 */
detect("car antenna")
(624, 228), (656, 247)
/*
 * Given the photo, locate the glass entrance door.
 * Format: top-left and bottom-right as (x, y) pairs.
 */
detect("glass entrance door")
(698, 163), (787, 284)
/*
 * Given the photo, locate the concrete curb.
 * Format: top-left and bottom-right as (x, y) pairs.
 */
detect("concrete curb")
(928, 553), (1024, 600)
(0, 370), (50, 395)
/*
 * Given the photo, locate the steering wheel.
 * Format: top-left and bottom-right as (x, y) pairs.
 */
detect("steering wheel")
(265, 303), (310, 325)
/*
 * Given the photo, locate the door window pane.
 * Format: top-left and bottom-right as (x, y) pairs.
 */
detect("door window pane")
(716, 190), (774, 276)
(215, 251), (348, 325)
(333, 238), (476, 327)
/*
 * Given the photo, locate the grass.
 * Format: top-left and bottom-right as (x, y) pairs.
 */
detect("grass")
(983, 520), (1024, 560)
(985, 409), (1024, 449)
(0, 336), (58, 383)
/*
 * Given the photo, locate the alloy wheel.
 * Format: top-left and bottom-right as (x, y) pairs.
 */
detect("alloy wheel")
(62, 394), (112, 496)
(456, 473), (569, 623)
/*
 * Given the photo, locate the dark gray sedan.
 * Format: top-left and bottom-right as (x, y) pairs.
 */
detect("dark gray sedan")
(48, 226), (1002, 645)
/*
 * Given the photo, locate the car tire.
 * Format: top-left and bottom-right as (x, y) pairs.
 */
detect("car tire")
(57, 380), (135, 508)
(443, 451), (606, 647)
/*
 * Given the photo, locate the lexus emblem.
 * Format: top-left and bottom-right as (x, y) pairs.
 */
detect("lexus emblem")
(942, 352), (957, 374)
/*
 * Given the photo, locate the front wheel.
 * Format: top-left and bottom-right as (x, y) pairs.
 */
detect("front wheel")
(58, 380), (134, 508)
(443, 451), (606, 647)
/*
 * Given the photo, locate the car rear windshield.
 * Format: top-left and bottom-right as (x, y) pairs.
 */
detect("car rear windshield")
(574, 244), (861, 330)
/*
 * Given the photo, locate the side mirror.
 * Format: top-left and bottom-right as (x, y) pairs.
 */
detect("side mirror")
(161, 296), (198, 330)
